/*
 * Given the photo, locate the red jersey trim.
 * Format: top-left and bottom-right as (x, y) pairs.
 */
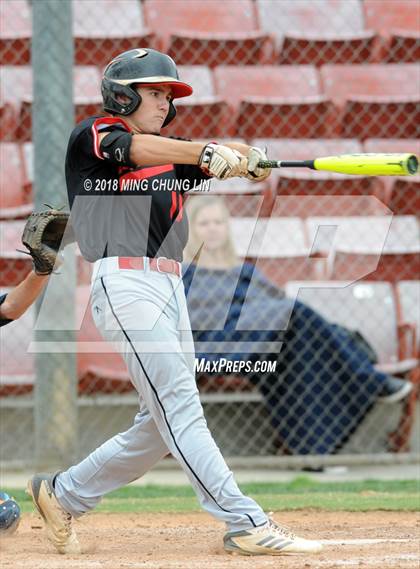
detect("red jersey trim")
(169, 192), (183, 222)
(91, 117), (131, 160)
(169, 192), (177, 219)
(120, 164), (175, 183)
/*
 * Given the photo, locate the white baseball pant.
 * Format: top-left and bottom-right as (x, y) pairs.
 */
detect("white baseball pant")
(55, 257), (268, 531)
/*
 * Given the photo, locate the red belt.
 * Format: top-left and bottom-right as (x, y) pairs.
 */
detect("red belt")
(118, 256), (181, 277)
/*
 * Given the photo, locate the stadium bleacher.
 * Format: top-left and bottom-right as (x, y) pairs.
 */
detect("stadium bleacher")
(257, 0), (376, 65)
(230, 215), (322, 286)
(9, 66), (103, 141)
(192, 176), (274, 218)
(214, 65), (333, 138)
(0, 142), (32, 219)
(73, 0), (156, 66)
(1, 0), (418, 303)
(320, 64), (420, 139)
(0, 0), (31, 65)
(306, 215), (420, 282)
(162, 65), (228, 138)
(143, 0), (272, 66)
(0, 66), (31, 141)
(363, 0), (420, 63)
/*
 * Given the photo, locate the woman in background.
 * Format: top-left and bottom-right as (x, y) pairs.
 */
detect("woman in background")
(182, 195), (412, 455)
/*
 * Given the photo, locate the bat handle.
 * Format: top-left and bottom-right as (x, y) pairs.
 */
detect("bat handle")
(257, 160), (281, 168)
(257, 160), (315, 169)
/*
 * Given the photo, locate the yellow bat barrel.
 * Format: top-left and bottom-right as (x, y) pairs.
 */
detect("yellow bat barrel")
(313, 153), (418, 176)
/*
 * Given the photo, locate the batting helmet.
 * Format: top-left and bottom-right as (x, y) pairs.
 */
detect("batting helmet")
(101, 48), (193, 127)
(0, 492), (21, 535)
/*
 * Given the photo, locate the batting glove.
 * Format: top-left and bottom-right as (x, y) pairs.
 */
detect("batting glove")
(246, 146), (271, 182)
(199, 143), (248, 180)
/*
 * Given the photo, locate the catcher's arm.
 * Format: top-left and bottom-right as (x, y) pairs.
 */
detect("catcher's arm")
(0, 270), (48, 321)
(20, 209), (75, 276)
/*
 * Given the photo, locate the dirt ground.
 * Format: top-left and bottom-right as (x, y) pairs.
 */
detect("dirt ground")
(1, 511), (418, 569)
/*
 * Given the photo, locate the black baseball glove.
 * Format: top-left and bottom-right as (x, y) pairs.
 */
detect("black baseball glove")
(20, 208), (75, 275)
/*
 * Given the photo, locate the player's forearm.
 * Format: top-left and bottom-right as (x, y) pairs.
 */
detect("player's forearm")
(223, 142), (252, 156)
(130, 135), (206, 166)
(0, 270), (48, 320)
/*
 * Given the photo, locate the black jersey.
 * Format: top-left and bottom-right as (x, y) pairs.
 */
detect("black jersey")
(65, 116), (210, 262)
(0, 293), (13, 327)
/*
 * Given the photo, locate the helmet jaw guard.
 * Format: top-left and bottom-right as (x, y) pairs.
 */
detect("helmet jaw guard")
(163, 102), (176, 128)
(101, 48), (192, 127)
(101, 78), (177, 127)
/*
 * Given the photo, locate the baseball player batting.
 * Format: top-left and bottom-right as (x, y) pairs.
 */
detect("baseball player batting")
(26, 48), (322, 557)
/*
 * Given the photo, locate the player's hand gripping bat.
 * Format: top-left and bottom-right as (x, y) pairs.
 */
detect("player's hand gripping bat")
(257, 153), (418, 176)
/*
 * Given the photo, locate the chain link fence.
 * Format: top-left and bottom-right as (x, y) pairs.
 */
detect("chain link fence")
(0, 0), (419, 467)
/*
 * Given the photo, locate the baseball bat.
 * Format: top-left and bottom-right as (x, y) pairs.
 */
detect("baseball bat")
(257, 153), (418, 176)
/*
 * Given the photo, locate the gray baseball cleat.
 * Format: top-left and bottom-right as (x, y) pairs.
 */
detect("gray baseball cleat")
(224, 518), (323, 555)
(26, 472), (81, 554)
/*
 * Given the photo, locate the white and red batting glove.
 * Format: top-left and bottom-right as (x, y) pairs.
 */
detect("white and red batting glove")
(246, 146), (271, 182)
(198, 143), (248, 180)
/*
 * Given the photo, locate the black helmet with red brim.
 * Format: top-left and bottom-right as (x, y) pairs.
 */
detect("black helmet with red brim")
(101, 48), (192, 125)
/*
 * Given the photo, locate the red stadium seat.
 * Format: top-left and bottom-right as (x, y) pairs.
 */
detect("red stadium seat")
(231, 216), (321, 286)
(197, 177), (274, 218)
(0, 220), (25, 256)
(17, 66), (103, 141)
(397, 281), (420, 354)
(257, 0), (376, 65)
(0, 220), (31, 286)
(73, 66), (104, 123)
(0, 0), (31, 65)
(388, 177), (420, 218)
(214, 66), (333, 138)
(77, 285), (132, 394)
(0, 285), (131, 397)
(163, 66), (228, 139)
(73, 0), (156, 66)
(21, 141), (33, 193)
(0, 66), (31, 141)
(0, 143), (32, 219)
(386, 31), (420, 64)
(391, 278), (420, 452)
(143, 0), (272, 66)
(306, 215), (420, 282)
(0, 98), (17, 142)
(321, 64), (420, 139)
(0, 292), (34, 396)
(364, 139), (420, 215)
(251, 138), (379, 215)
(364, 0), (420, 63)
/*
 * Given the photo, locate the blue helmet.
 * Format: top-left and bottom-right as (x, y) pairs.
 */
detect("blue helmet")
(0, 492), (21, 535)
